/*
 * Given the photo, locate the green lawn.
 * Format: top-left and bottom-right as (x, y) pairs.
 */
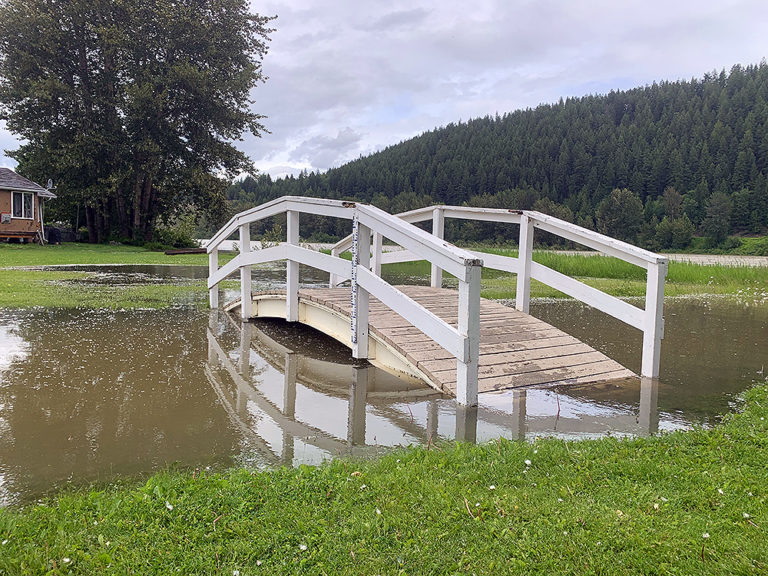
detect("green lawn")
(1, 384), (766, 574)
(1, 243), (766, 309)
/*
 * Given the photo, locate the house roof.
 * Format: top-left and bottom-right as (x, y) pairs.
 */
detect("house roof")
(0, 168), (57, 198)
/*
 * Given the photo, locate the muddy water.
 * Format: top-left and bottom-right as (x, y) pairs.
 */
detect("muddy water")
(1, 266), (766, 505)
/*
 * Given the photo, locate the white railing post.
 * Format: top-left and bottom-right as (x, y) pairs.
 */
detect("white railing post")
(457, 263), (481, 406)
(430, 207), (445, 288)
(351, 215), (370, 359)
(372, 232), (383, 277)
(208, 247), (219, 308)
(286, 210), (299, 322)
(239, 224), (252, 319)
(641, 260), (666, 378)
(516, 213), (533, 314)
(329, 246), (341, 288)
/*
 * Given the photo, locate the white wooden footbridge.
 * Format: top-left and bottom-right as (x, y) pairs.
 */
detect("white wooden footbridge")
(207, 197), (667, 406)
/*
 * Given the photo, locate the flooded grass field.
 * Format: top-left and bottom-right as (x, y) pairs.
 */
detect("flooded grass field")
(0, 264), (766, 505)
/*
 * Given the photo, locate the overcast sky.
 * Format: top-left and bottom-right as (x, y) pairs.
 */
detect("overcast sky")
(2, 0), (767, 177)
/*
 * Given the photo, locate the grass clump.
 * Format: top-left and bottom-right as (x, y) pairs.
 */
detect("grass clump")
(1, 385), (766, 574)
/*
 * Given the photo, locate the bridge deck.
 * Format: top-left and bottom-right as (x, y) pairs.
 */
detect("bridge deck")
(231, 286), (635, 396)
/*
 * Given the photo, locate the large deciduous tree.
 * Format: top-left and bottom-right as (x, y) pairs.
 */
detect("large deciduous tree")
(0, 0), (273, 242)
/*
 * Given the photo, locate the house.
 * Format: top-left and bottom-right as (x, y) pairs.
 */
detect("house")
(0, 168), (57, 243)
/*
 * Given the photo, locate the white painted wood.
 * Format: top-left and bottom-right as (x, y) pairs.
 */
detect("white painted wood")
(380, 249), (420, 264)
(527, 211), (665, 267)
(516, 214), (533, 314)
(352, 218), (370, 359)
(356, 267), (466, 361)
(208, 248), (219, 308)
(239, 224), (252, 319)
(530, 261), (645, 330)
(287, 245), (351, 280)
(238, 244), (288, 267)
(456, 264), (481, 406)
(372, 232), (383, 277)
(286, 210), (299, 322)
(285, 198), (355, 220)
(207, 245), (287, 289)
(468, 250), (520, 275)
(330, 205), (522, 254)
(356, 204), (481, 282)
(431, 207), (445, 288)
(641, 261), (667, 378)
(329, 246), (342, 288)
(442, 206), (522, 224)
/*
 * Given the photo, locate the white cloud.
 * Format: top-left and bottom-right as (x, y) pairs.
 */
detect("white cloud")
(2, 0), (767, 177)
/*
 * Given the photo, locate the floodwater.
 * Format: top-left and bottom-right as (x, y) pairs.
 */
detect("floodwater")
(0, 264), (766, 505)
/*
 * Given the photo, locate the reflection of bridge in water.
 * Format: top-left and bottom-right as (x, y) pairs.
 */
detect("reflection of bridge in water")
(206, 311), (660, 466)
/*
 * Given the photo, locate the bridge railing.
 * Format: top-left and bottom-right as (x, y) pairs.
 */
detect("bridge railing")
(331, 205), (667, 379)
(206, 196), (484, 405)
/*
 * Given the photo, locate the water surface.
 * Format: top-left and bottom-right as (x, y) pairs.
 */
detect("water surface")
(0, 264), (765, 505)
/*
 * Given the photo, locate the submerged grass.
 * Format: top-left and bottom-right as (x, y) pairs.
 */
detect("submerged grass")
(1, 384), (766, 574)
(0, 270), (208, 309)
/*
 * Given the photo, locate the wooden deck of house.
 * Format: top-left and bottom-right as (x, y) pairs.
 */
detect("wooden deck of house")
(226, 286), (635, 396)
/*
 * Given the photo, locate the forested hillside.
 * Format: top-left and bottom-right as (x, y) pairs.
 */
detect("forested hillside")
(227, 63), (768, 250)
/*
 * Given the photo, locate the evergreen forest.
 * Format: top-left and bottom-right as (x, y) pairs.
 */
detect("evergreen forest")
(226, 63), (768, 251)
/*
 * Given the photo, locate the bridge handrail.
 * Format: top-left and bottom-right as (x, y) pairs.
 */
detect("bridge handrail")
(330, 204), (667, 379)
(207, 196), (483, 405)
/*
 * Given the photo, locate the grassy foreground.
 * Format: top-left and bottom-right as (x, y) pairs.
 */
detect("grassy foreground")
(1, 385), (766, 574)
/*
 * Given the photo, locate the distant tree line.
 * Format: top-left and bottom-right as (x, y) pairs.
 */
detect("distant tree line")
(224, 63), (768, 249)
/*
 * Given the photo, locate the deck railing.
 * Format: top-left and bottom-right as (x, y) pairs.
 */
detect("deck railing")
(206, 196), (484, 405)
(331, 205), (667, 379)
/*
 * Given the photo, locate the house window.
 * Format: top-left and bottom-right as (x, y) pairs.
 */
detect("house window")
(12, 192), (34, 219)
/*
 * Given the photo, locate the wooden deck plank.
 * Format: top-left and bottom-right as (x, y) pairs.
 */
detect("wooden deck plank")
(244, 286), (637, 396)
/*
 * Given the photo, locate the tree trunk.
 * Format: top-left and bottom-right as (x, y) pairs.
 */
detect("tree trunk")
(131, 174), (144, 242)
(85, 206), (97, 244)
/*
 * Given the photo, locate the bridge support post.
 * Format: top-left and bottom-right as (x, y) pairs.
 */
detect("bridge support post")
(372, 232), (383, 277)
(286, 211), (300, 322)
(430, 207), (445, 288)
(516, 214), (533, 314)
(208, 248), (219, 308)
(351, 217), (370, 359)
(457, 263), (481, 406)
(329, 246), (341, 288)
(348, 366), (369, 445)
(239, 224), (252, 319)
(639, 377), (659, 436)
(641, 261), (666, 378)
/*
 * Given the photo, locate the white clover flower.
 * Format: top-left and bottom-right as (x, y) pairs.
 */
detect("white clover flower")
(558, 498), (564, 502)
(62, 558), (71, 564)
(165, 501), (174, 511)
(702, 533), (710, 539)
(743, 512), (751, 519)
(489, 485), (496, 490)
(233, 571), (240, 576)
(256, 560), (263, 566)
(524, 459), (532, 466)
(718, 489), (724, 495)
(299, 544), (308, 551)
(376, 508), (381, 515)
